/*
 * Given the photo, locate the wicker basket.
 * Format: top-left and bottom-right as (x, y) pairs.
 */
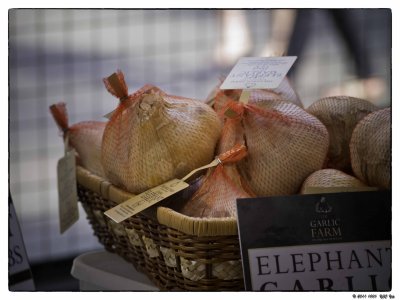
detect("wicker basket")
(76, 166), (244, 291)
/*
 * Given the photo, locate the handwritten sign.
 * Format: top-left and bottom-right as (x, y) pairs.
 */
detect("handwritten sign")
(220, 56), (297, 90)
(236, 190), (391, 291)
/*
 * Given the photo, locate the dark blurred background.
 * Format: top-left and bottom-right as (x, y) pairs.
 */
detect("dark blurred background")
(8, 8), (391, 291)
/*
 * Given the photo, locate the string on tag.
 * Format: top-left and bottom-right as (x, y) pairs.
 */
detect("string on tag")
(63, 132), (70, 155)
(180, 144), (247, 182)
(180, 159), (220, 182)
(239, 90), (250, 104)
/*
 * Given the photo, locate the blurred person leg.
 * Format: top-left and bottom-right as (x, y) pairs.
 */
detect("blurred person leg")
(285, 9), (315, 80)
(214, 10), (252, 67)
(322, 9), (386, 103)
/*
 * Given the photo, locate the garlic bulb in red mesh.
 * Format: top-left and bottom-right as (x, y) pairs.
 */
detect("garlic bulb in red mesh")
(179, 103), (255, 219)
(180, 144), (253, 218)
(220, 99), (329, 196)
(179, 93), (255, 219)
(49, 102), (106, 178)
(101, 71), (222, 194)
(350, 107), (391, 189)
(307, 96), (377, 172)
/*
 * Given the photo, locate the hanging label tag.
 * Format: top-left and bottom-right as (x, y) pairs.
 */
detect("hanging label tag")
(57, 150), (79, 233)
(105, 158), (221, 223)
(104, 179), (189, 223)
(220, 56), (297, 90)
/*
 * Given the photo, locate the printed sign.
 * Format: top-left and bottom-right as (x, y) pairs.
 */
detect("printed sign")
(236, 190), (391, 291)
(9, 195), (35, 291)
(220, 56), (297, 90)
(105, 179), (189, 223)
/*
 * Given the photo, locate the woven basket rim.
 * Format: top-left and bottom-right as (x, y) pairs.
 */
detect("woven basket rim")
(157, 207), (237, 237)
(76, 165), (238, 237)
(76, 166), (133, 204)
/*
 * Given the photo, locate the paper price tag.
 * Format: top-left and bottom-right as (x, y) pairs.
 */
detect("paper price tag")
(57, 150), (79, 234)
(220, 56), (297, 90)
(105, 179), (189, 223)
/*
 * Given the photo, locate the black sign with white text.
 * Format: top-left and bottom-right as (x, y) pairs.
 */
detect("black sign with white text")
(236, 190), (391, 291)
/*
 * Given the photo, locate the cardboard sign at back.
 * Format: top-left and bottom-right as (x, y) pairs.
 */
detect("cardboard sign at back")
(9, 195), (35, 291)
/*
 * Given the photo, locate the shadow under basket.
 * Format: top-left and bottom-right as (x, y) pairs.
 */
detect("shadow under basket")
(76, 166), (244, 291)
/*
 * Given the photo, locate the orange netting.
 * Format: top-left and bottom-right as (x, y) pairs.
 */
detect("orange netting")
(101, 70), (222, 194)
(212, 93), (329, 197)
(178, 89), (256, 219)
(180, 143), (254, 218)
(49, 102), (106, 178)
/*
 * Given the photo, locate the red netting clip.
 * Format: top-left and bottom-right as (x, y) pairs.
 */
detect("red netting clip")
(49, 102), (69, 136)
(103, 70), (129, 102)
(217, 143), (247, 165)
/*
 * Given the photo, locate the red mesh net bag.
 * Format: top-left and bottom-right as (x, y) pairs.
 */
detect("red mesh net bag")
(101, 70), (222, 194)
(213, 95), (329, 197)
(350, 107), (391, 189)
(180, 144), (254, 218)
(179, 103), (255, 219)
(307, 96), (378, 173)
(49, 102), (106, 178)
